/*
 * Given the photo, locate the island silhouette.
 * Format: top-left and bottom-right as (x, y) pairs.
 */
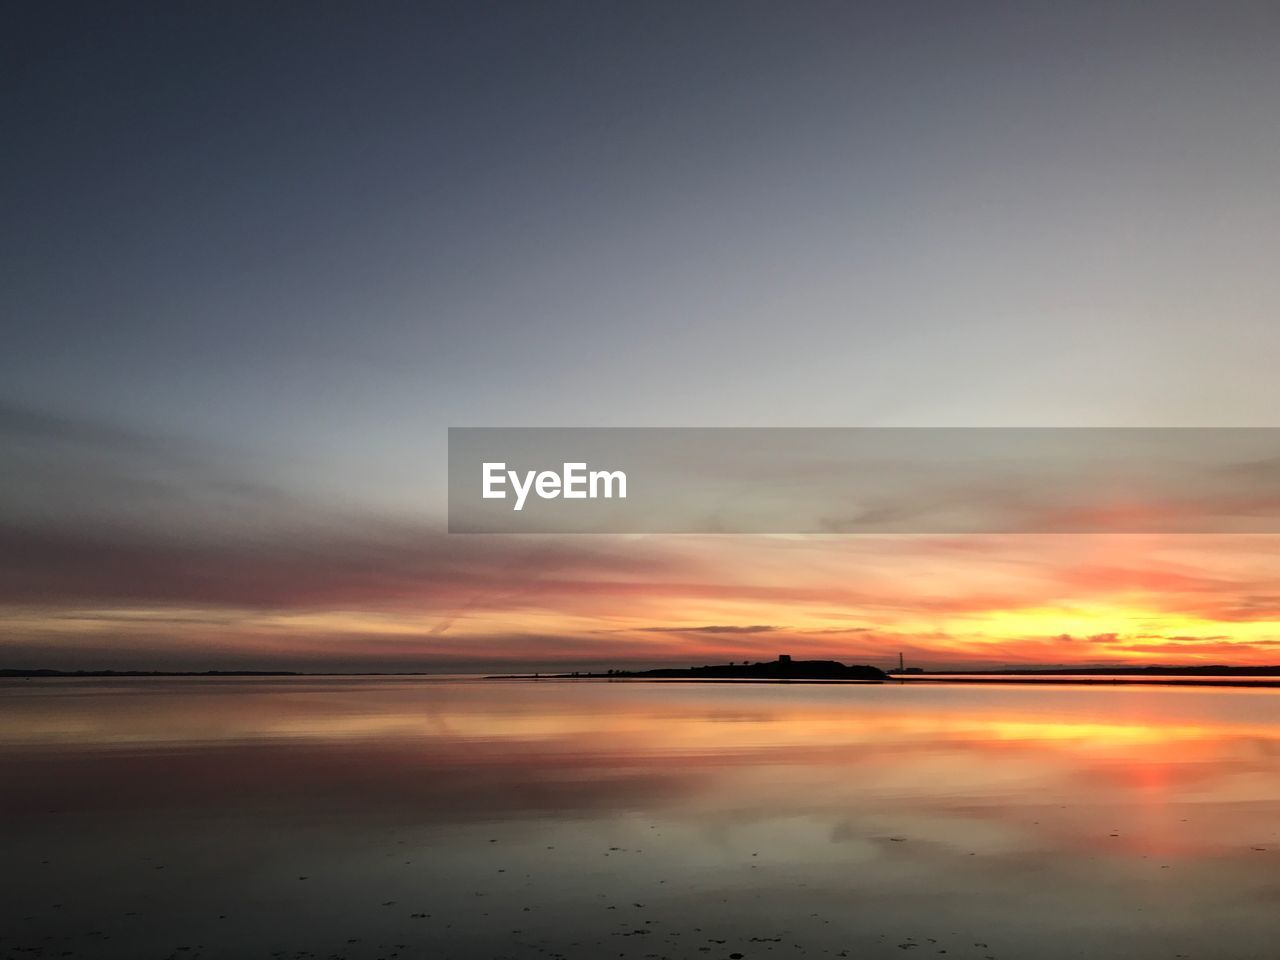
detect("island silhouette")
(561, 654), (889, 682)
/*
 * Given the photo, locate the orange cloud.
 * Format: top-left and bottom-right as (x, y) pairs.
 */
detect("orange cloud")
(4, 526), (1280, 671)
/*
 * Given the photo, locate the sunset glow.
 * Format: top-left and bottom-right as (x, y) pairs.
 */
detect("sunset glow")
(6, 530), (1280, 671)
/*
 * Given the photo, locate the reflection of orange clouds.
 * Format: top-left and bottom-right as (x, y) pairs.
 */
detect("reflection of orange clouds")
(9, 678), (1280, 865)
(7, 677), (1273, 755)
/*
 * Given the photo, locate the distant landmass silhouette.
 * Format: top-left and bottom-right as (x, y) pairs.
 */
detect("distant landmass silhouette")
(561, 655), (889, 682)
(0, 669), (301, 678)
(491, 659), (1280, 687)
(935, 665), (1280, 676)
(12, 664), (1280, 686)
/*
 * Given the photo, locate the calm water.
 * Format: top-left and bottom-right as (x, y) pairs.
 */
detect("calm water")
(2, 678), (1279, 960)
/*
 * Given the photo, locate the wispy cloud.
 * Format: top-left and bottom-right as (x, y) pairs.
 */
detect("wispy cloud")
(6, 406), (1280, 671)
(636, 624), (778, 635)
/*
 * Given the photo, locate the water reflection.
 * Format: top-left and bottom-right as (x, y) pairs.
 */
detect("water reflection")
(2, 678), (1278, 958)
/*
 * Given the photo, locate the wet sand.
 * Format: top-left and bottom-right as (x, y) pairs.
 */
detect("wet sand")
(2, 677), (1278, 959)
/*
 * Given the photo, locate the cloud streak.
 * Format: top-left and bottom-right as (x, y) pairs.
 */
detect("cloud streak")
(5, 406), (1280, 671)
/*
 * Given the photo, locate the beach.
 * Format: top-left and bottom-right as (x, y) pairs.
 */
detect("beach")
(3, 676), (1278, 959)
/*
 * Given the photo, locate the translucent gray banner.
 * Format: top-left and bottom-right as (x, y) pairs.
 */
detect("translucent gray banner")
(448, 428), (1280, 533)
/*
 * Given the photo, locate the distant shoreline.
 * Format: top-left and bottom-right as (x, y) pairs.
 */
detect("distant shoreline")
(895, 675), (1280, 689)
(487, 659), (1280, 689)
(7, 666), (1280, 691)
(484, 674), (1280, 689)
(918, 665), (1280, 677)
(0, 669), (303, 678)
(0, 669), (446, 679)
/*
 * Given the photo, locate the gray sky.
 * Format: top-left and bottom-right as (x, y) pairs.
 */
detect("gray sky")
(5, 2), (1280, 670)
(7, 1), (1280, 517)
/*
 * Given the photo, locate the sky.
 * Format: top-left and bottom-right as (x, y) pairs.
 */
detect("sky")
(4, 1), (1280, 671)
